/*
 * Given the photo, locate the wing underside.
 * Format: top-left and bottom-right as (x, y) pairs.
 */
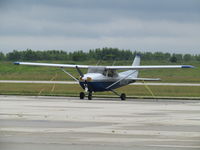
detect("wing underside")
(106, 65), (194, 70)
(14, 62), (194, 70)
(14, 62), (89, 68)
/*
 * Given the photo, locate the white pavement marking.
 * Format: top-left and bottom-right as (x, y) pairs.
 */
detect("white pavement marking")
(1, 80), (200, 86)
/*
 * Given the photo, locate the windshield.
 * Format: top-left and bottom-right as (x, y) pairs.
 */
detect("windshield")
(88, 67), (118, 77)
(88, 67), (106, 74)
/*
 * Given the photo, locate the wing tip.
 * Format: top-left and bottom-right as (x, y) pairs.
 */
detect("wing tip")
(14, 62), (20, 65)
(181, 65), (195, 68)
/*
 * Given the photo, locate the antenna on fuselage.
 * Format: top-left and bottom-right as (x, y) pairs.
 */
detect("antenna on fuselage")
(96, 60), (101, 66)
(112, 60), (116, 66)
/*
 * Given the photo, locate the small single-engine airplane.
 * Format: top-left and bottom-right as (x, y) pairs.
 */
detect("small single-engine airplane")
(14, 55), (194, 100)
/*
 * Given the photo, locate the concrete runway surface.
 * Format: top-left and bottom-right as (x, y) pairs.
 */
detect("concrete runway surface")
(0, 95), (200, 150)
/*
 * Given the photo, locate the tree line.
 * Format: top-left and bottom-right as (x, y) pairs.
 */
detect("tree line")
(0, 48), (200, 62)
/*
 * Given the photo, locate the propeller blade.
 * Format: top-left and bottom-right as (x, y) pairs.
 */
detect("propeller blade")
(76, 66), (84, 77)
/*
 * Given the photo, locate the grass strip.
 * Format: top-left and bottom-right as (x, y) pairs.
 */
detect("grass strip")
(0, 83), (200, 99)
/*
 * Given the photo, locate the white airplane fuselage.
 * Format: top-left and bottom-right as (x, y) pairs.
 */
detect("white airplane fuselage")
(79, 71), (135, 92)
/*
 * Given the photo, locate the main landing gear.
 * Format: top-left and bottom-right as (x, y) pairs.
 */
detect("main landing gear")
(88, 92), (92, 100)
(79, 91), (126, 100)
(120, 93), (126, 100)
(79, 92), (92, 100)
(111, 90), (126, 100)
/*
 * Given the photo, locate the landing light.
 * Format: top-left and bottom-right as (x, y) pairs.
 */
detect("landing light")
(87, 77), (92, 82)
(79, 77), (92, 82)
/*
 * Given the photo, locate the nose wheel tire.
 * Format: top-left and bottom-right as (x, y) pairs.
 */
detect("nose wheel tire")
(79, 92), (85, 99)
(88, 92), (92, 100)
(120, 93), (126, 100)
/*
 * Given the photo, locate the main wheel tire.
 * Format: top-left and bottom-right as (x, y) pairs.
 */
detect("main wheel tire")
(88, 92), (92, 100)
(120, 93), (126, 100)
(80, 92), (85, 99)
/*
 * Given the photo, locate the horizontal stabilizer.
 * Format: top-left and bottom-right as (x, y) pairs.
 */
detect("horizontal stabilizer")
(131, 78), (161, 81)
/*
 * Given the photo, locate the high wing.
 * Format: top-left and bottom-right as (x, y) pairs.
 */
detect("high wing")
(14, 62), (194, 70)
(106, 65), (194, 70)
(14, 62), (89, 69)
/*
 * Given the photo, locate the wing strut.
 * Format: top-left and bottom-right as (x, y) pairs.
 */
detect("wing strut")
(106, 70), (137, 90)
(61, 68), (79, 82)
(110, 89), (120, 96)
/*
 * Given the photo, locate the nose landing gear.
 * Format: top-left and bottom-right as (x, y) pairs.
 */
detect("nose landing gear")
(79, 92), (92, 100)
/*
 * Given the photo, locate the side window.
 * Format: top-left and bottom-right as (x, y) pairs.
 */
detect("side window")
(107, 70), (114, 77)
(103, 69), (107, 76)
(102, 69), (117, 77)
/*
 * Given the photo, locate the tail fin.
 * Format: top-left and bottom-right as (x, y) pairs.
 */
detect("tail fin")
(132, 54), (140, 66)
(119, 54), (140, 78)
(131, 54), (140, 77)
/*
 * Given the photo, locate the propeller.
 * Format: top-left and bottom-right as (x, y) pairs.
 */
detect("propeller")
(76, 66), (91, 91)
(76, 66), (84, 78)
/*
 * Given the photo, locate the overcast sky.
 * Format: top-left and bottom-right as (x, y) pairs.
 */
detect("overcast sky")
(0, 0), (200, 54)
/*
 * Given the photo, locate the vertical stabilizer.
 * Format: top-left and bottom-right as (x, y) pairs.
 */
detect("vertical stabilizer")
(131, 54), (140, 77)
(132, 54), (140, 66)
(119, 54), (140, 78)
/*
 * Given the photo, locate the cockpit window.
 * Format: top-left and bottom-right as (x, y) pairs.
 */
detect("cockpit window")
(88, 67), (105, 74)
(87, 67), (118, 77)
(106, 70), (117, 77)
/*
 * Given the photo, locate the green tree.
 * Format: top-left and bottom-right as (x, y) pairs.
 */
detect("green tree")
(183, 54), (192, 62)
(170, 55), (177, 63)
(195, 55), (200, 61)
(3, 48), (198, 62)
(0, 52), (5, 61)
(6, 50), (21, 61)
